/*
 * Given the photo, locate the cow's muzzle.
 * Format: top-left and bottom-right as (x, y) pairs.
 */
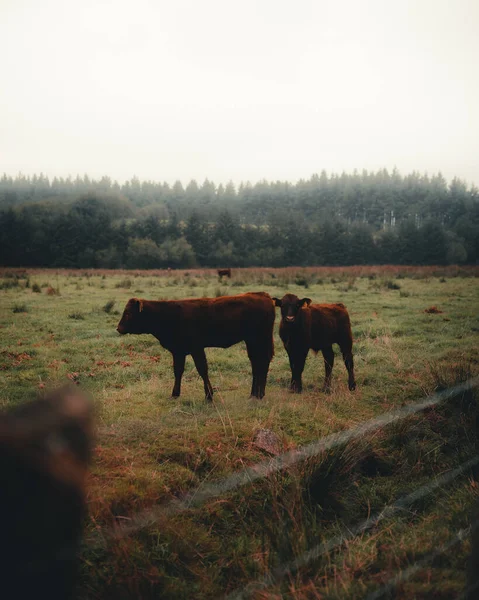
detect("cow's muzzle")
(285, 316), (295, 323)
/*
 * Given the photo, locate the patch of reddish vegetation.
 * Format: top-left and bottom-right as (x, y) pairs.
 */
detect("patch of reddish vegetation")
(0, 351), (33, 369)
(48, 359), (68, 370)
(95, 359), (132, 368)
(2, 264), (478, 279)
(424, 306), (443, 314)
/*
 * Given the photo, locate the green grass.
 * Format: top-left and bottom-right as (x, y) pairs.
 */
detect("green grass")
(0, 266), (478, 599)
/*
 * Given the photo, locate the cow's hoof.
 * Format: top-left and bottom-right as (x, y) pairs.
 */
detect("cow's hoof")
(321, 386), (332, 394)
(349, 383), (357, 391)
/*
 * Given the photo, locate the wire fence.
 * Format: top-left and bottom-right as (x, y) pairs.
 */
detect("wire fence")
(86, 375), (479, 548)
(81, 375), (479, 598)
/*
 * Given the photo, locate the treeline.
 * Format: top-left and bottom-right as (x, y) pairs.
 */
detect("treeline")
(0, 170), (478, 268)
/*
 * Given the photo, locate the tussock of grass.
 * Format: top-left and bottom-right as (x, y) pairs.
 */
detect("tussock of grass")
(102, 300), (115, 313)
(0, 278), (21, 290)
(12, 303), (28, 313)
(68, 311), (85, 320)
(115, 278), (132, 289)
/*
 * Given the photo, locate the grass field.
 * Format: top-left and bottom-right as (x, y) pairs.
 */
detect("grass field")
(1, 265), (478, 599)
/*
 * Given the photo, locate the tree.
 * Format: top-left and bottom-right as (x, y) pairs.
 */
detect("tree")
(419, 221), (447, 264)
(185, 211), (209, 264)
(215, 210), (238, 246)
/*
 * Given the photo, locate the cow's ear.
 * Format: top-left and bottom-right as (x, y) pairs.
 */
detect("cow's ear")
(272, 297), (282, 307)
(300, 298), (312, 307)
(132, 298), (143, 313)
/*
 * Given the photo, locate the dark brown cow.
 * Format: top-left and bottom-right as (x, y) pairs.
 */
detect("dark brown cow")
(273, 293), (356, 393)
(117, 292), (275, 400)
(0, 386), (94, 600)
(217, 268), (232, 278)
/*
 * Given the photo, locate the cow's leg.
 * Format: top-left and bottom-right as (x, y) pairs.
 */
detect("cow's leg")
(246, 344), (259, 398)
(321, 347), (335, 393)
(257, 355), (272, 399)
(191, 349), (214, 401)
(340, 341), (356, 391)
(246, 342), (269, 399)
(287, 350), (296, 390)
(252, 354), (272, 399)
(171, 352), (186, 398)
(288, 349), (308, 393)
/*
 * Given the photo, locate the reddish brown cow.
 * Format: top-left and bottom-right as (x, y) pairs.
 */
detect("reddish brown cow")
(273, 293), (356, 393)
(117, 292), (275, 400)
(217, 268), (232, 278)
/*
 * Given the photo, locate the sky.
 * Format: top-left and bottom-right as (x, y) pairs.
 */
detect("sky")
(1, 0), (478, 187)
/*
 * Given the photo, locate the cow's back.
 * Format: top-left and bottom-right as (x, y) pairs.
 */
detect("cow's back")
(309, 303), (352, 350)
(156, 292), (274, 352)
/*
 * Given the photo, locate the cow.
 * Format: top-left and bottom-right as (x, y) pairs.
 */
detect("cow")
(0, 386), (94, 600)
(117, 292), (275, 400)
(272, 293), (356, 393)
(217, 268), (232, 279)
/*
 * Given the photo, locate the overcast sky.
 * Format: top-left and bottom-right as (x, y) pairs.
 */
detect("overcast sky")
(1, 0), (478, 187)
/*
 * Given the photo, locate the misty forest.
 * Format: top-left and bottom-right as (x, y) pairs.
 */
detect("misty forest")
(1, 169), (478, 269)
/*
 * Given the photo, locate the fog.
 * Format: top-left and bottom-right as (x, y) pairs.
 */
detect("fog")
(1, 0), (478, 186)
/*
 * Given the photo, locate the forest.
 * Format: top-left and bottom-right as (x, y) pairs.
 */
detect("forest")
(0, 169), (477, 268)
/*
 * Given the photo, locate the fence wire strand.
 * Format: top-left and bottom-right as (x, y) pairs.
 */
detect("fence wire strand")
(366, 521), (479, 600)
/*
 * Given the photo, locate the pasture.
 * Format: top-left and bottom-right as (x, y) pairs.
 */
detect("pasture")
(1, 265), (478, 599)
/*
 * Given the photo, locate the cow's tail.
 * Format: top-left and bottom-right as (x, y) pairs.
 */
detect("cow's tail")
(269, 303), (275, 360)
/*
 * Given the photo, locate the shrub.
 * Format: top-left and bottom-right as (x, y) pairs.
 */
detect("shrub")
(46, 287), (60, 296)
(0, 279), (20, 290)
(68, 312), (85, 320)
(102, 300), (115, 313)
(295, 276), (310, 288)
(31, 283), (41, 293)
(12, 303), (28, 313)
(115, 279), (132, 289)
(385, 280), (401, 290)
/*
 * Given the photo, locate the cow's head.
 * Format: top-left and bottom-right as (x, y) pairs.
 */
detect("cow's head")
(117, 298), (146, 334)
(273, 294), (311, 324)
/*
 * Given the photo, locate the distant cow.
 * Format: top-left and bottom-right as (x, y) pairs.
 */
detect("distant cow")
(217, 268), (232, 278)
(273, 294), (356, 393)
(0, 386), (93, 600)
(117, 292), (275, 400)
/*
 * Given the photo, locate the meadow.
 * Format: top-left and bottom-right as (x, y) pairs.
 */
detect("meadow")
(0, 265), (478, 599)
